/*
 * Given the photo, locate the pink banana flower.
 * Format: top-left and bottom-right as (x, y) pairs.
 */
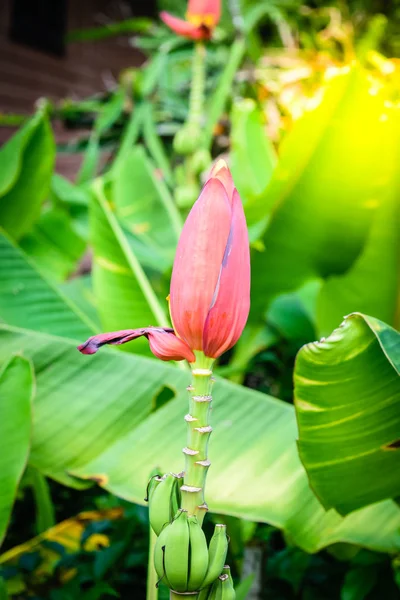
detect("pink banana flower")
(160, 0), (221, 40)
(78, 160), (250, 362)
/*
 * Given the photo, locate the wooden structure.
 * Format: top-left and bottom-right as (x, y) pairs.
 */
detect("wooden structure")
(0, 0), (149, 178)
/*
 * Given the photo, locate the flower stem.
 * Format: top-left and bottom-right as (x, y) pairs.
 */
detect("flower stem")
(188, 42), (206, 132)
(180, 354), (214, 524)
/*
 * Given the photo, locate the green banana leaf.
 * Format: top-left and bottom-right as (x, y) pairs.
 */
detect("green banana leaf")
(90, 180), (170, 355)
(112, 146), (182, 272)
(294, 313), (400, 516)
(1, 324), (400, 553)
(0, 356), (33, 546)
(20, 207), (86, 281)
(0, 231), (95, 340)
(0, 108), (55, 239)
(317, 149), (400, 335)
(250, 66), (399, 329)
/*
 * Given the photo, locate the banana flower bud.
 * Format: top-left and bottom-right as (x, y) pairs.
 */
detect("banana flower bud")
(170, 160), (250, 358)
(77, 160), (250, 362)
(160, 0), (221, 40)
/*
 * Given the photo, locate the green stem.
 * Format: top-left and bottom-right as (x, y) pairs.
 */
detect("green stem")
(180, 353), (214, 524)
(188, 42), (206, 130)
(146, 527), (158, 600)
(203, 37), (246, 149)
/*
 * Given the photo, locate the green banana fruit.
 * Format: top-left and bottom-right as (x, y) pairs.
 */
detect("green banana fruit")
(201, 524), (228, 588)
(207, 578), (222, 600)
(187, 515), (209, 590)
(149, 472), (183, 535)
(154, 509), (190, 592)
(145, 474), (163, 503)
(153, 524), (171, 588)
(198, 586), (212, 600)
(219, 574), (236, 600)
(222, 565), (234, 587)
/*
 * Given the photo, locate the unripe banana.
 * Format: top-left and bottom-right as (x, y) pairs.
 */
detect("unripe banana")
(207, 578), (222, 600)
(149, 472), (183, 535)
(222, 565), (234, 587)
(187, 515), (209, 590)
(219, 573), (236, 600)
(155, 509), (190, 593)
(145, 474), (163, 503)
(154, 524), (171, 588)
(201, 524), (228, 588)
(198, 586), (212, 600)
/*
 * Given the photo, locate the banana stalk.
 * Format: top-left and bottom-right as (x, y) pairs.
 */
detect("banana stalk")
(180, 352), (215, 522)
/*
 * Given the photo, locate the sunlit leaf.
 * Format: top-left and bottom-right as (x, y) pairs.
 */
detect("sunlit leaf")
(294, 313), (400, 515)
(251, 67), (399, 324)
(317, 149), (400, 334)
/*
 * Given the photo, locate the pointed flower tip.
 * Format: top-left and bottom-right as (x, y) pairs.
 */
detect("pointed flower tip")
(209, 159), (234, 201)
(210, 158), (228, 176)
(77, 327), (195, 363)
(77, 341), (96, 355)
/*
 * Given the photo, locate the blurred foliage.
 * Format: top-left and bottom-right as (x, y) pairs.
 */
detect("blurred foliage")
(0, 0), (399, 598)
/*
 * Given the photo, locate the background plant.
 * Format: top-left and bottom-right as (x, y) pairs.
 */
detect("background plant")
(0, 0), (399, 598)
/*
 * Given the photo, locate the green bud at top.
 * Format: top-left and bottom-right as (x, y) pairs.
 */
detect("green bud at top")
(191, 148), (212, 175)
(173, 124), (202, 155)
(175, 183), (200, 209)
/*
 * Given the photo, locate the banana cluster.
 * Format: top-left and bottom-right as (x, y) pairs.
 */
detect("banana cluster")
(154, 510), (229, 593)
(198, 570), (236, 600)
(147, 473), (234, 596)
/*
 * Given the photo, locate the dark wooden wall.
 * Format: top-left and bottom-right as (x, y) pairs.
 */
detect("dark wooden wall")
(0, 0), (146, 178)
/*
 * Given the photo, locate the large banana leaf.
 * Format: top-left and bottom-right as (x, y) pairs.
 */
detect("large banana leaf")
(0, 231), (95, 340)
(294, 313), (400, 516)
(316, 124), (400, 334)
(0, 356), (33, 545)
(1, 324), (400, 553)
(0, 108), (55, 240)
(90, 179), (170, 355)
(20, 207), (86, 281)
(250, 66), (399, 327)
(112, 146), (182, 272)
